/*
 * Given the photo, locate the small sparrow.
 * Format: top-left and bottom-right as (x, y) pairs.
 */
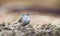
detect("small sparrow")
(18, 13), (30, 26)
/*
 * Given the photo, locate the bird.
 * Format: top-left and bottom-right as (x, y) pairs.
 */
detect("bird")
(18, 13), (30, 26)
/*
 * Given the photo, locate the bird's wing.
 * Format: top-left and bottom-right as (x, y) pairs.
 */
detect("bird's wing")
(18, 17), (22, 23)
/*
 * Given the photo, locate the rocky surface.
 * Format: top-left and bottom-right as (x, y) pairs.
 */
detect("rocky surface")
(0, 23), (60, 36)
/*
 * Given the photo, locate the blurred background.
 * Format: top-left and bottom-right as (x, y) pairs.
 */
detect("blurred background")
(0, 0), (60, 8)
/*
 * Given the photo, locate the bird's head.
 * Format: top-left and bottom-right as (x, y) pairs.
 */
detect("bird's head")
(23, 13), (30, 16)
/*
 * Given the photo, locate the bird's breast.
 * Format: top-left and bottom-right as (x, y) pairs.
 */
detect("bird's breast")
(22, 15), (30, 20)
(22, 17), (30, 22)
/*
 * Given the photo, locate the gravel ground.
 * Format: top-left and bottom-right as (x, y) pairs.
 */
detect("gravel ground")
(0, 23), (60, 36)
